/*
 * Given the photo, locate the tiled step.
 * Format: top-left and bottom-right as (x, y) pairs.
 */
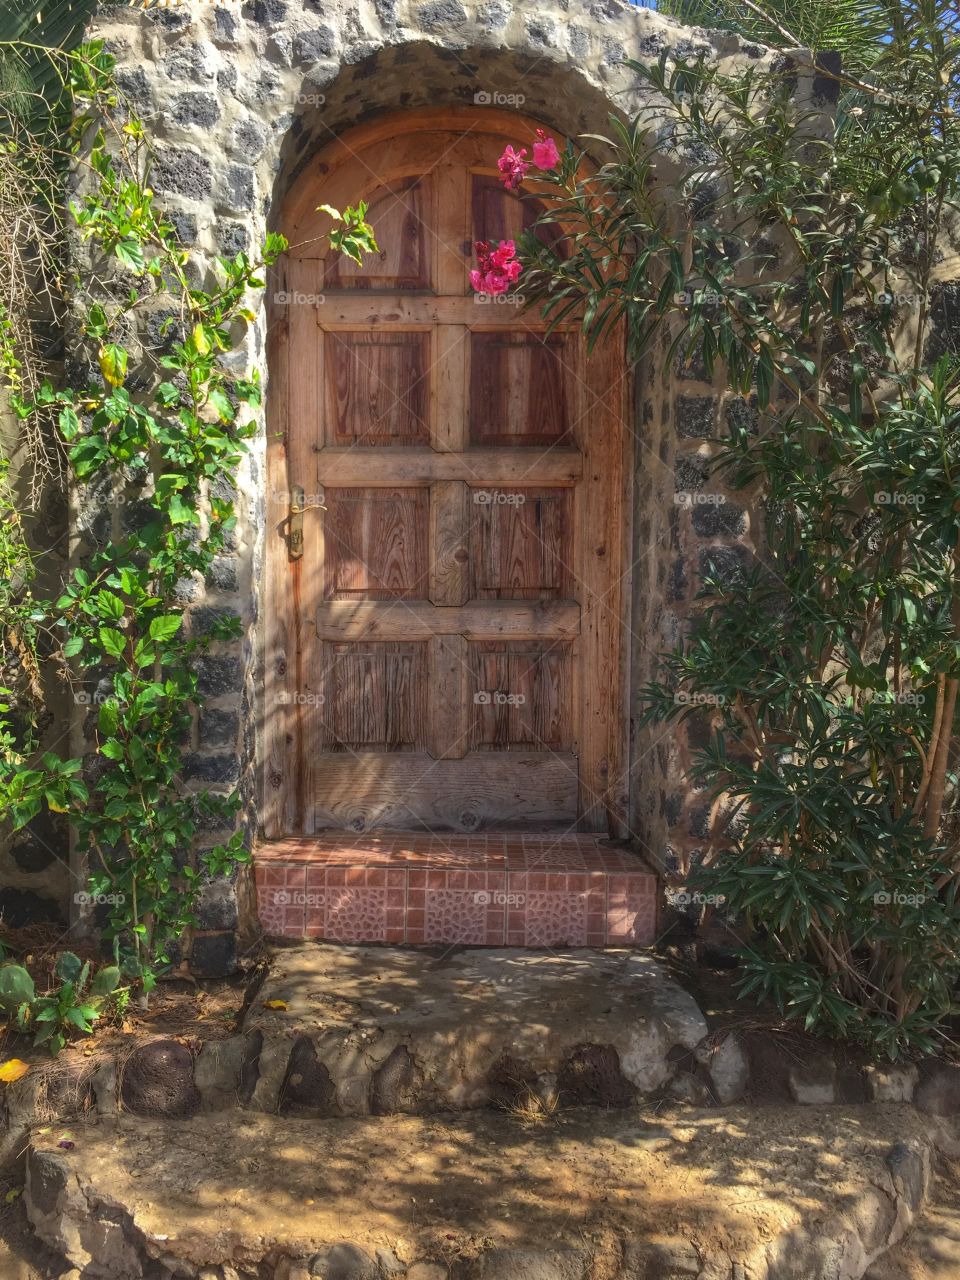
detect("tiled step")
(254, 832), (658, 947)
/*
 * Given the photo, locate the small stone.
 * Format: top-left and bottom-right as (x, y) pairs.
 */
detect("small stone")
(308, 1242), (379, 1278)
(668, 1070), (712, 1105)
(171, 91), (221, 129)
(121, 1040), (200, 1118)
(417, 0), (468, 30)
(865, 1063), (919, 1104)
(375, 1247), (405, 1275)
(191, 932), (238, 977)
(225, 164), (255, 212)
(676, 394), (717, 439)
(152, 147), (212, 201)
(696, 1032), (749, 1104)
(788, 1053), (836, 1105)
(915, 1063), (960, 1115)
(294, 26), (337, 63)
(886, 1141), (929, 1209)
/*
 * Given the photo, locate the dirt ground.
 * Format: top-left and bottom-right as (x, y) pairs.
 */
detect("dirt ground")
(22, 1103), (948, 1278)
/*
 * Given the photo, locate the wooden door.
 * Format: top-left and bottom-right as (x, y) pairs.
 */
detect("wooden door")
(264, 109), (630, 837)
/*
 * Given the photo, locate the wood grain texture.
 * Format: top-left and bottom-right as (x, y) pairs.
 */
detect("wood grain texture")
(325, 330), (430, 446)
(469, 332), (571, 446)
(323, 176), (430, 291)
(271, 115), (632, 837)
(429, 481), (469, 606)
(311, 752), (579, 831)
(428, 634), (469, 760)
(322, 487), (428, 600)
(572, 325), (628, 832)
(323, 641), (426, 751)
(472, 488), (572, 599)
(470, 642), (571, 752)
(315, 600), (581, 641)
(432, 323), (467, 452)
(314, 448), (583, 486)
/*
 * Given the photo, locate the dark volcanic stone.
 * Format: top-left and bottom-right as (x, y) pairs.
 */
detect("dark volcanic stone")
(121, 1040), (200, 1117)
(280, 1036), (336, 1115)
(557, 1043), (634, 1107)
(676, 394), (717, 439)
(152, 147), (212, 201)
(0, 888), (63, 927)
(371, 1045), (421, 1114)
(190, 932), (238, 977)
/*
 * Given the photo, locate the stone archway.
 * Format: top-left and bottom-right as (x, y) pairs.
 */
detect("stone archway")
(83, 0), (788, 964)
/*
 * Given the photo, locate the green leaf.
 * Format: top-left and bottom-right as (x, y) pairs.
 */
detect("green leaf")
(98, 628), (126, 659)
(148, 615), (182, 643)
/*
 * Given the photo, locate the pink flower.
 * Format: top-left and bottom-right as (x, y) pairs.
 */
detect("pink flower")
(497, 145), (530, 191)
(470, 239), (522, 296)
(532, 129), (560, 170)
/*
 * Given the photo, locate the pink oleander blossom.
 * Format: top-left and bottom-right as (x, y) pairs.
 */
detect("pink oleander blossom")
(497, 145), (530, 190)
(470, 239), (523, 295)
(532, 129), (560, 170)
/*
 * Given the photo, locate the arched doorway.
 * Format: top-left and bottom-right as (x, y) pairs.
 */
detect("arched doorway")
(262, 108), (631, 839)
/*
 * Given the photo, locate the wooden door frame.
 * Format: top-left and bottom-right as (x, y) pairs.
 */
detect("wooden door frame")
(261, 107), (634, 838)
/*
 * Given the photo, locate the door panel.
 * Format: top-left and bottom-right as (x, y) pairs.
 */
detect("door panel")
(266, 111), (629, 836)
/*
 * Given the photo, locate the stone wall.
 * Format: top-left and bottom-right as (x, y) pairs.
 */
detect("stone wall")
(53, 0), (833, 970)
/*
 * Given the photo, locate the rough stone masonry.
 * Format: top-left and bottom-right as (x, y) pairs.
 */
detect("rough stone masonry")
(5, 0), (844, 968)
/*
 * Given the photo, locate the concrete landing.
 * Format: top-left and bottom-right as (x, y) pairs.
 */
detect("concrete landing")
(25, 1106), (940, 1280)
(233, 945), (708, 1116)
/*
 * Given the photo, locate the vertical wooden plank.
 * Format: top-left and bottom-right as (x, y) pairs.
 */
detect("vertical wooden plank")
(432, 324), (467, 452)
(429, 480), (469, 605)
(262, 255), (294, 837)
(287, 258), (325, 834)
(573, 326), (627, 832)
(429, 634), (469, 759)
(435, 162), (469, 296)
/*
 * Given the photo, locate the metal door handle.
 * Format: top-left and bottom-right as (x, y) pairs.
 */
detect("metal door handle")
(288, 486), (326, 560)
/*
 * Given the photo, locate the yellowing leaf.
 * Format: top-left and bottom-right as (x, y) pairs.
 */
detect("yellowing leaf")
(98, 344), (128, 388)
(4, 1187), (21, 1203)
(192, 323), (211, 356)
(0, 1059), (30, 1083)
(262, 999), (288, 1011)
(317, 203), (343, 222)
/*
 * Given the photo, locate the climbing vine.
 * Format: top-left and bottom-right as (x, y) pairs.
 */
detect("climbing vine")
(0, 40), (374, 1007)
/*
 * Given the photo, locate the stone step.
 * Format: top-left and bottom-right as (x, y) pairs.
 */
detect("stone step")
(193, 944), (708, 1117)
(25, 1105), (940, 1280)
(253, 832), (658, 947)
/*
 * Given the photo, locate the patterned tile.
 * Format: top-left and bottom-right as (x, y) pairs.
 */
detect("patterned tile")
(254, 832), (658, 947)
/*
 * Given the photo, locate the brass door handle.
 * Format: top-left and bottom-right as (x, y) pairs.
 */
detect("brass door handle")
(288, 486), (325, 560)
